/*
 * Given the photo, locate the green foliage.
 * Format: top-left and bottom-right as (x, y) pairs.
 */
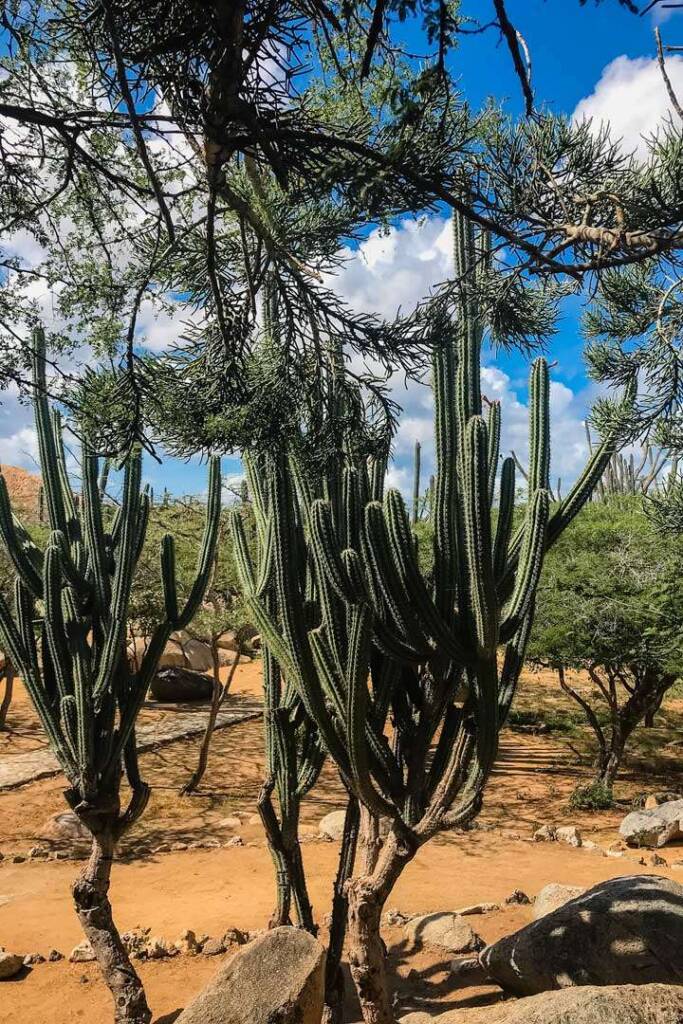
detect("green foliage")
(529, 497), (683, 680)
(569, 781), (614, 811)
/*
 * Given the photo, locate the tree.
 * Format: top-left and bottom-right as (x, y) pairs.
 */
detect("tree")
(528, 496), (683, 791)
(229, 212), (626, 1024)
(0, 330), (221, 1024)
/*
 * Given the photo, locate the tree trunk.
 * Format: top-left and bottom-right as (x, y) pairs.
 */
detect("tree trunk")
(358, 806), (382, 875)
(596, 732), (625, 789)
(347, 829), (418, 1024)
(0, 663), (14, 729)
(72, 827), (151, 1024)
(323, 795), (360, 1024)
(181, 646), (240, 795)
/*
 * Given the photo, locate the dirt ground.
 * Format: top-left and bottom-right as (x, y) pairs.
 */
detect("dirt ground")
(1, 662), (682, 1024)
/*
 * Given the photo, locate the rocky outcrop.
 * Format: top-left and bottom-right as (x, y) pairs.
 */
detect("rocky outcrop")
(150, 667), (214, 703)
(175, 926), (326, 1024)
(479, 875), (683, 996)
(619, 801), (683, 848)
(400, 983), (683, 1023)
(532, 883), (586, 920)
(405, 913), (484, 954)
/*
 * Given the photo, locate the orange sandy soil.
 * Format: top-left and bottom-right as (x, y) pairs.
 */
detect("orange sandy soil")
(1, 662), (683, 1024)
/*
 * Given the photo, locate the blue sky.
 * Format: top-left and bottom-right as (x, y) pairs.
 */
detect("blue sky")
(2, 2), (683, 499)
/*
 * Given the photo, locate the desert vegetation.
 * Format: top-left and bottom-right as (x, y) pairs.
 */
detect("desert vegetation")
(2, 3), (683, 1024)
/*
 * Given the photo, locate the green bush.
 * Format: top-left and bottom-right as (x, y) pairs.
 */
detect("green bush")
(568, 781), (614, 811)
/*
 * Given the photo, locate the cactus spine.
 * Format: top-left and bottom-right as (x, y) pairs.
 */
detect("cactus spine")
(0, 329), (221, 1024)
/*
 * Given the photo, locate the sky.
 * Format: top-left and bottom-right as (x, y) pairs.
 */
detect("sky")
(2, 1), (683, 500)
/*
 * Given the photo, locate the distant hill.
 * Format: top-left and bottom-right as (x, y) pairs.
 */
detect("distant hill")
(1, 465), (42, 520)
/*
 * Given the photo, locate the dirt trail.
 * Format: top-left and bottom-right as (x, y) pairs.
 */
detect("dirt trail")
(0, 663), (682, 1023)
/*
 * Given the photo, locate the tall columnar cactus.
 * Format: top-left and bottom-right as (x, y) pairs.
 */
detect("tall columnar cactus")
(0, 330), (221, 1024)
(232, 213), (621, 1024)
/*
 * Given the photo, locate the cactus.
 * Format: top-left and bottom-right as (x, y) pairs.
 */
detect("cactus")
(232, 214), (622, 1024)
(0, 329), (221, 1024)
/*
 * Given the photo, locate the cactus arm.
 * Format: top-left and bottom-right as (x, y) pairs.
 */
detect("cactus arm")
(432, 337), (458, 624)
(500, 489), (549, 641)
(411, 441), (421, 525)
(345, 602), (395, 818)
(493, 456), (515, 585)
(528, 359), (550, 494)
(82, 452), (112, 613)
(0, 475), (44, 596)
(174, 455), (221, 628)
(32, 329), (69, 538)
(43, 540), (73, 701)
(160, 534), (180, 625)
(309, 500), (356, 604)
(461, 417), (497, 656)
(486, 401), (501, 502)
(62, 585), (95, 794)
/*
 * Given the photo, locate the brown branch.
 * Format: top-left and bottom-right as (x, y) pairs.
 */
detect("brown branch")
(493, 0), (534, 117)
(656, 25), (683, 123)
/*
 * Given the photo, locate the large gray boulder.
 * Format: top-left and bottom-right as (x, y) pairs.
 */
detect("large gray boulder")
(533, 883), (586, 920)
(400, 984), (683, 1024)
(619, 800), (683, 848)
(175, 926), (326, 1024)
(479, 875), (683, 996)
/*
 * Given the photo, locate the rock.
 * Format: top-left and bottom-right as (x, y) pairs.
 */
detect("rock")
(216, 630), (240, 653)
(454, 902), (500, 916)
(619, 799), (683, 848)
(177, 930), (201, 955)
(171, 841), (188, 851)
(23, 953), (45, 965)
(581, 840), (605, 856)
(0, 952), (23, 979)
(404, 913), (484, 954)
(384, 908), (411, 926)
(644, 791), (680, 810)
(410, 984), (683, 1023)
(480, 874), (683, 996)
(533, 883), (586, 920)
(647, 852), (668, 867)
(505, 890), (531, 906)
(222, 928), (248, 946)
(69, 941), (96, 964)
(150, 667), (214, 703)
(174, 925), (326, 1024)
(169, 633), (213, 673)
(40, 811), (91, 847)
(224, 836), (244, 848)
(318, 809), (347, 840)
(251, 634), (262, 651)
(47, 949), (64, 962)
(555, 825), (582, 848)
(145, 937), (178, 960)
(201, 938), (226, 956)
(218, 817), (242, 830)
(11, 854), (25, 864)
(28, 845), (49, 860)
(533, 825), (556, 842)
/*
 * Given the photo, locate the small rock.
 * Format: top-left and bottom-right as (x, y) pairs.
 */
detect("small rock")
(606, 849), (625, 859)
(384, 908), (410, 926)
(555, 825), (582, 848)
(218, 817), (242, 830)
(122, 929), (150, 958)
(224, 836), (244, 848)
(39, 811), (90, 847)
(532, 824), (556, 842)
(505, 890), (531, 905)
(619, 799), (683, 848)
(69, 941), (96, 963)
(453, 902), (499, 916)
(23, 953), (45, 965)
(51, 851), (69, 861)
(177, 929), (200, 955)
(533, 883), (586, 920)
(153, 844), (170, 854)
(171, 842), (188, 852)
(404, 913), (484, 954)
(222, 928), (248, 946)
(11, 855), (26, 864)
(318, 810), (347, 841)
(644, 791), (680, 810)
(202, 938), (226, 956)
(581, 839), (605, 855)
(28, 846), (49, 860)
(47, 950), (64, 962)
(647, 852), (668, 866)
(0, 952), (24, 979)
(145, 937), (178, 960)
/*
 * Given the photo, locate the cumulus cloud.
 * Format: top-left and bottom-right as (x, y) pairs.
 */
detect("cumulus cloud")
(573, 54), (683, 157)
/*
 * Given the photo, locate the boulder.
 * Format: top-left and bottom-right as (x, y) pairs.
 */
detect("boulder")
(319, 810), (347, 841)
(150, 667), (214, 703)
(644, 792), (680, 811)
(39, 811), (90, 853)
(0, 952), (23, 979)
(217, 630), (240, 653)
(555, 826), (582, 848)
(400, 984), (683, 1024)
(405, 913), (484, 954)
(533, 883), (586, 920)
(129, 632), (213, 673)
(454, 902), (499, 917)
(620, 801), (683, 848)
(479, 874), (683, 996)
(533, 825), (556, 842)
(174, 925), (326, 1024)
(505, 890), (531, 906)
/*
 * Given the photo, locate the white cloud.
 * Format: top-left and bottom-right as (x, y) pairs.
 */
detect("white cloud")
(0, 426), (40, 471)
(573, 54), (683, 158)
